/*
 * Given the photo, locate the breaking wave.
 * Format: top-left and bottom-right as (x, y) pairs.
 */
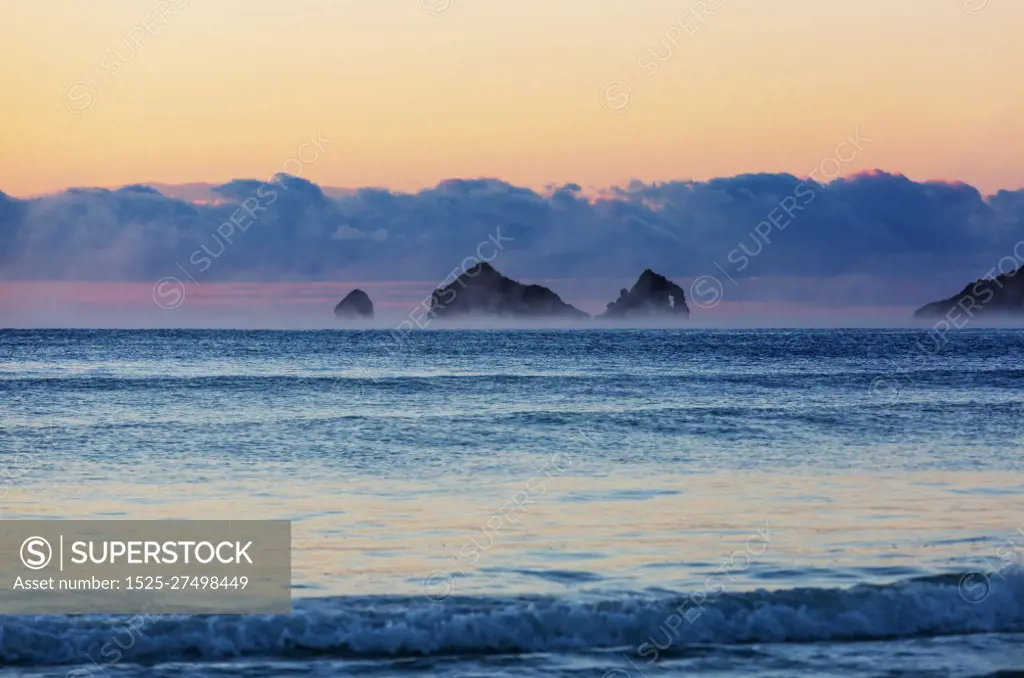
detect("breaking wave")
(2, 569), (1022, 666)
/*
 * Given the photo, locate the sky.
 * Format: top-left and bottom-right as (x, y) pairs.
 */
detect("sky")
(1, 0), (1022, 196)
(1, 0), (1023, 326)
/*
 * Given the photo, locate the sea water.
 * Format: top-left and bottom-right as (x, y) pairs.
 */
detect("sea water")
(0, 329), (1022, 677)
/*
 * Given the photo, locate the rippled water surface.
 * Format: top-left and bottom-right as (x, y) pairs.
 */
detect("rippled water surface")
(1, 329), (1022, 677)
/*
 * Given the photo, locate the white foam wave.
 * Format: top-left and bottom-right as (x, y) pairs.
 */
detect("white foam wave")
(1, 569), (1022, 666)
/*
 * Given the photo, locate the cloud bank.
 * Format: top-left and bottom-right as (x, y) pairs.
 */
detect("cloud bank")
(2, 172), (1023, 308)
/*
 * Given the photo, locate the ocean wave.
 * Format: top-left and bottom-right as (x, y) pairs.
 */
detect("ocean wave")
(7, 367), (1024, 395)
(2, 569), (1022, 666)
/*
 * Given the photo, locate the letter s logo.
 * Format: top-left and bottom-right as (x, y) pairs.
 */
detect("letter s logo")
(20, 536), (52, 570)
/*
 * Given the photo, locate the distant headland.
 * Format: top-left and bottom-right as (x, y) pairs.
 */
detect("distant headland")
(914, 269), (1024, 319)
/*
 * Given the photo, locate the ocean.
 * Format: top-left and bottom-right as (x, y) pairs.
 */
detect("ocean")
(0, 328), (1022, 677)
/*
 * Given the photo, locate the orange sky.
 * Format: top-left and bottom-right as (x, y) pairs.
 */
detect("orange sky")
(2, 0), (1022, 197)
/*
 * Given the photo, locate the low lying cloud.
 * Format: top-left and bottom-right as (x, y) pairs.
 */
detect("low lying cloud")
(1, 172), (1021, 308)
(332, 224), (389, 243)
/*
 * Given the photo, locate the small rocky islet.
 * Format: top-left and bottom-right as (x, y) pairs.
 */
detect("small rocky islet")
(332, 264), (690, 322)
(333, 289), (374, 320)
(335, 263), (1024, 322)
(600, 268), (689, 319)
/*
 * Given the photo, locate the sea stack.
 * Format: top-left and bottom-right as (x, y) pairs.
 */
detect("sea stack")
(428, 262), (589, 319)
(601, 269), (690, 319)
(913, 269), (1024, 318)
(334, 289), (374, 320)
